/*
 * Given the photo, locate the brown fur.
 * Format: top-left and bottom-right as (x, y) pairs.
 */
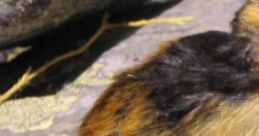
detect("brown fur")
(79, 1), (259, 136)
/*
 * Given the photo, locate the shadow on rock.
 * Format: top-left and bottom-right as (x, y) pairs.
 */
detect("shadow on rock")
(0, 0), (181, 99)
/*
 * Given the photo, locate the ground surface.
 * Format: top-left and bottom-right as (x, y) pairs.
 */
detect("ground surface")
(0, 0), (246, 135)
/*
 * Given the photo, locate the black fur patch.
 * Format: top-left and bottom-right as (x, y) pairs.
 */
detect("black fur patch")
(80, 31), (259, 136)
(119, 31), (257, 127)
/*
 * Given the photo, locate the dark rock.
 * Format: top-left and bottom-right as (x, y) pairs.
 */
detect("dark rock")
(0, 0), (162, 48)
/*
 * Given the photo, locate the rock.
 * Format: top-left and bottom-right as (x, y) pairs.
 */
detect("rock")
(0, 0), (246, 135)
(0, 0), (154, 48)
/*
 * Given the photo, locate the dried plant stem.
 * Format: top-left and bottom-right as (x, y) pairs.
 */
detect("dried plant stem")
(0, 14), (195, 104)
(0, 14), (110, 103)
(108, 16), (195, 28)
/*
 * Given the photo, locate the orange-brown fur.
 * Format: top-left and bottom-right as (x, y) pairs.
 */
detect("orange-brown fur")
(79, 1), (259, 136)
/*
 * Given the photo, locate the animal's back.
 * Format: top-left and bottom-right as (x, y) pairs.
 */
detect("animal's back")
(79, 1), (259, 136)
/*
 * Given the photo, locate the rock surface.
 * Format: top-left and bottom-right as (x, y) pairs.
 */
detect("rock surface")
(0, 0), (153, 48)
(0, 0), (246, 136)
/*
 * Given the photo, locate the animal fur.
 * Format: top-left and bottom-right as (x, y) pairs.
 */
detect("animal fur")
(79, 0), (259, 136)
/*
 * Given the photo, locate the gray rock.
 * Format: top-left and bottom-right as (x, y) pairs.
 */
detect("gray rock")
(0, 0), (152, 48)
(0, 0), (247, 135)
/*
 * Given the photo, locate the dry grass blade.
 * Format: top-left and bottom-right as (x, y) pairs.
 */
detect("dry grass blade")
(0, 14), (195, 104)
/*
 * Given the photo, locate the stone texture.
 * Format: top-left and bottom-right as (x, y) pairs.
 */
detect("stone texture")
(0, 0), (246, 135)
(0, 0), (152, 48)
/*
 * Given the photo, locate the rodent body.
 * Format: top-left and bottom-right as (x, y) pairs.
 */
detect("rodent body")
(79, 1), (259, 136)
